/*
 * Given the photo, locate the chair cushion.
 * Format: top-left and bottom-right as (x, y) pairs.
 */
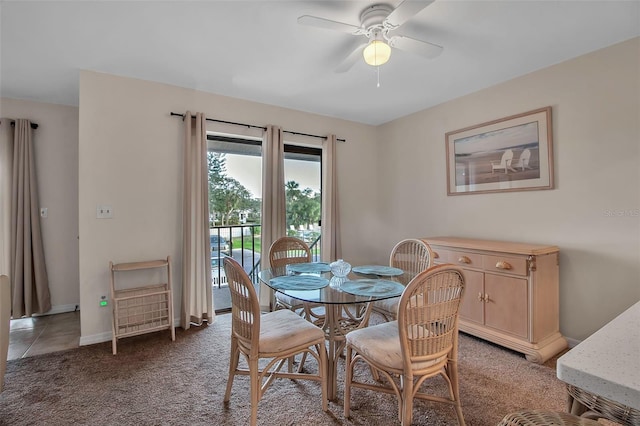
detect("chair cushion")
(275, 292), (305, 309)
(374, 294), (426, 318)
(373, 297), (399, 316)
(275, 293), (323, 317)
(259, 309), (324, 353)
(346, 321), (445, 371)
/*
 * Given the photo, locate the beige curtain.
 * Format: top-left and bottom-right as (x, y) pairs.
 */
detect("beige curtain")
(259, 125), (286, 310)
(0, 122), (12, 277)
(321, 134), (342, 262)
(1, 275), (9, 392)
(181, 112), (213, 330)
(0, 119), (51, 317)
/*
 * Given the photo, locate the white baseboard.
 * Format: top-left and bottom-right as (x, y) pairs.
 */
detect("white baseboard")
(80, 331), (112, 346)
(32, 303), (79, 317)
(565, 336), (581, 348)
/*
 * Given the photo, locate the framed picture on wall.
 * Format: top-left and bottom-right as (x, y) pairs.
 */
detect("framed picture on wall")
(445, 106), (554, 195)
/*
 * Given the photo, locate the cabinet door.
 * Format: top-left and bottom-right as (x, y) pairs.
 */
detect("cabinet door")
(484, 273), (528, 339)
(458, 269), (484, 325)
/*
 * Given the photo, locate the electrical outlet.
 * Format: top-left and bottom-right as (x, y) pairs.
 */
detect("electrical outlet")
(40, 207), (48, 218)
(96, 205), (113, 219)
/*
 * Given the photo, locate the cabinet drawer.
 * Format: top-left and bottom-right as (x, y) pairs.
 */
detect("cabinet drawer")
(431, 247), (447, 263)
(433, 248), (483, 269)
(483, 254), (528, 276)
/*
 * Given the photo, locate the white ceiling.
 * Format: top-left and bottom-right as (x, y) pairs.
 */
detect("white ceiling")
(1, 1), (638, 125)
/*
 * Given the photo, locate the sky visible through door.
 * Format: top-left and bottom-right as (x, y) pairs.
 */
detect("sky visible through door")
(225, 154), (321, 199)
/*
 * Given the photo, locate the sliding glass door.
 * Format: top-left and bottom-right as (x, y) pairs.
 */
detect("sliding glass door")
(208, 134), (321, 312)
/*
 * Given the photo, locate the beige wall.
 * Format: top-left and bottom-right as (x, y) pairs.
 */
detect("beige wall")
(4, 37), (637, 345)
(377, 37), (640, 341)
(78, 70), (379, 343)
(0, 98), (79, 312)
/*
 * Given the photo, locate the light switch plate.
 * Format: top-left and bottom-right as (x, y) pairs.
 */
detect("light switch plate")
(40, 207), (48, 218)
(97, 205), (113, 219)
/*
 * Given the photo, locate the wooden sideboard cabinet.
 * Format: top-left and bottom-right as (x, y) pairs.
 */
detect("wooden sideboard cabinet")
(422, 237), (567, 363)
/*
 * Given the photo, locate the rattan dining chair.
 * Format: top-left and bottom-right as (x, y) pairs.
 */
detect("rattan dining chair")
(269, 236), (326, 371)
(497, 410), (601, 426)
(566, 384), (640, 426)
(344, 264), (466, 426)
(372, 238), (434, 322)
(269, 236), (313, 314)
(223, 257), (328, 426)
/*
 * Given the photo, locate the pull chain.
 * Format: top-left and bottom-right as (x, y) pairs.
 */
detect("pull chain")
(376, 66), (381, 88)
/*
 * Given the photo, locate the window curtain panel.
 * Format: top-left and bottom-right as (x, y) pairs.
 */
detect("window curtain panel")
(259, 125), (286, 311)
(0, 121), (12, 277)
(321, 134), (342, 262)
(0, 119), (51, 317)
(0, 274), (9, 392)
(181, 111), (213, 330)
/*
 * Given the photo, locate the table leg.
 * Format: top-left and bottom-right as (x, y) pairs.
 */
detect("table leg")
(325, 304), (341, 400)
(319, 303), (373, 401)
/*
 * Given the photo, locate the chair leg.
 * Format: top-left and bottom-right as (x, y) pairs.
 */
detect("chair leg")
(371, 365), (381, 382)
(448, 361), (466, 426)
(344, 346), (353, 418)
(249, 357), (259, 426)
(224, 337), (239, 402)
(454, 401), (466, 426)
(297, 351), (309, 373)
(401, 375), (414, 426)
(288, 304), (308, 373)
(318, 343), (328, 411)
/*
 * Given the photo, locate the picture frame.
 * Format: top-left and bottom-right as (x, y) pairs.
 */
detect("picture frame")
(445, 106), (554, 195)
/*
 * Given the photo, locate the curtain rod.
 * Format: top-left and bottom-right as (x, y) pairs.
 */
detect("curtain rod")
(2, 120), (39, 130)
(170, 112), (345, 143)
(171, 112), (265, 131)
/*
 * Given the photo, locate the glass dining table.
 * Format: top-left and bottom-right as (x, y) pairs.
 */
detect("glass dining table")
(259, 263), (406, 400)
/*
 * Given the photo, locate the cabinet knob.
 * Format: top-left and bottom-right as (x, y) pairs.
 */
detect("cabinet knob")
(458, 256), (471, 264)
(495, 261), (512, 270)
(484, 294), (490, 303)
(433, 252), (439, 259)
(477, 292), (484, 302)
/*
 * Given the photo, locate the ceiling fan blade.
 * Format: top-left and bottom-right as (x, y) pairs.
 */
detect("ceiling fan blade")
(335, 43), (368, 73)
(384, 0), (434, 29)
(297, 15), (362, 34)
(388, 35), (443, 59)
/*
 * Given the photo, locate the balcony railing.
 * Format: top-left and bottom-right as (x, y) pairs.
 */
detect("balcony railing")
(210, 224), (321, 288)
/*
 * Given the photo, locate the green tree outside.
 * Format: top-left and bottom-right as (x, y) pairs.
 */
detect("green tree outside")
(285, 180), (321, 234)
(208, 154), (320, 236)
(208, 152), (259, 225)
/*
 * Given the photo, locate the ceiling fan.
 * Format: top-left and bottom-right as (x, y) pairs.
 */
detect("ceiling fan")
(298, 0), (443, 73)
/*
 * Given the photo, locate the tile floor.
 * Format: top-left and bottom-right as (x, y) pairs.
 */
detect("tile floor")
(8, 290), (232, 361)
(7, 299), (232, 361)
(8, 311), (80, 360)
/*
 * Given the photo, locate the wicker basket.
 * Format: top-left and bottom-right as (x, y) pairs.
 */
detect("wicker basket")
(567, 384), (639, 426)
(498, 410), (601, 426)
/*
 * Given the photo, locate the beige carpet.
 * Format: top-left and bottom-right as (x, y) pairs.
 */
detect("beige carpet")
(0, 313), (569, 426)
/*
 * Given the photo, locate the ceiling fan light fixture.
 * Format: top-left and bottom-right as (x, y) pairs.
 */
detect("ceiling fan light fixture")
(363, 40), (391, 66)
